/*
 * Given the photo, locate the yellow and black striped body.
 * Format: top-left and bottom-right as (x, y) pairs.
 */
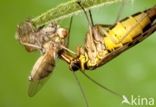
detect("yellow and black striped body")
(104, 9), (155, 51)
(68, 5), (156, 71)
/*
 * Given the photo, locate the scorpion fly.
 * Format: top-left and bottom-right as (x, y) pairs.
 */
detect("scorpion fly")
(59, 3), (156, 105)
(16, 21), (69, 96)
(61, 3), (156, 72)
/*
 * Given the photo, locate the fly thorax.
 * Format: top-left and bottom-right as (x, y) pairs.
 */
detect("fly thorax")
(29, 33), (38, 44)
(53, 36), (62, 43)
(37, 25), (57, 43)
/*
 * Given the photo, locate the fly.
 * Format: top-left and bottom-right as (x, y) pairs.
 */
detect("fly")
(16, 21), (69, 96)
(61, 3), (156, 72)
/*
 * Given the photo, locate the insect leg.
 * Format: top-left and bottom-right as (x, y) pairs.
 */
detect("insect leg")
(114, 0), (126, 23)
(59, 16), (76, 63)
(20, 41), (42, 50)
(60, 45), (76, 55)
(76, 1), (93, 27)
(80, 71), (123, 98)
(72, 72), (89, 107)
(66, 16), (73, 47)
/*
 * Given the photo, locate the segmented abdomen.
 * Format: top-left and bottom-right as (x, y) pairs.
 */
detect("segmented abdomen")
(104, 6), (156, 51)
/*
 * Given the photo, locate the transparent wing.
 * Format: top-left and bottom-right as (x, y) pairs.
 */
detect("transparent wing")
(28, 47), (56, 97)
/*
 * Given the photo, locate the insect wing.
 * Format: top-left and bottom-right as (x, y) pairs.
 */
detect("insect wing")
(28, 47), (56, 97)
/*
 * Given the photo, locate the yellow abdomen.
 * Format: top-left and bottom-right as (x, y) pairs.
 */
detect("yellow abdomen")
(104, 12), (151, 51)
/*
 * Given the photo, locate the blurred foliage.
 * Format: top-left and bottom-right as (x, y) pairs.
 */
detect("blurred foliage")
(0, 0), (156, 107)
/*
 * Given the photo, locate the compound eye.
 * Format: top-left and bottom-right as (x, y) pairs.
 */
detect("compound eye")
(57, 28), (68, 39)
(70, 60), (80, 71)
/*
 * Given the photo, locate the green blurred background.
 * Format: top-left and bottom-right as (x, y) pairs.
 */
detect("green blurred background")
(0, 0), (156, 107)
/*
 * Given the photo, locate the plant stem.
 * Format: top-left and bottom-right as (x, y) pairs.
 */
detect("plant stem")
(31, 0), (121, 28)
